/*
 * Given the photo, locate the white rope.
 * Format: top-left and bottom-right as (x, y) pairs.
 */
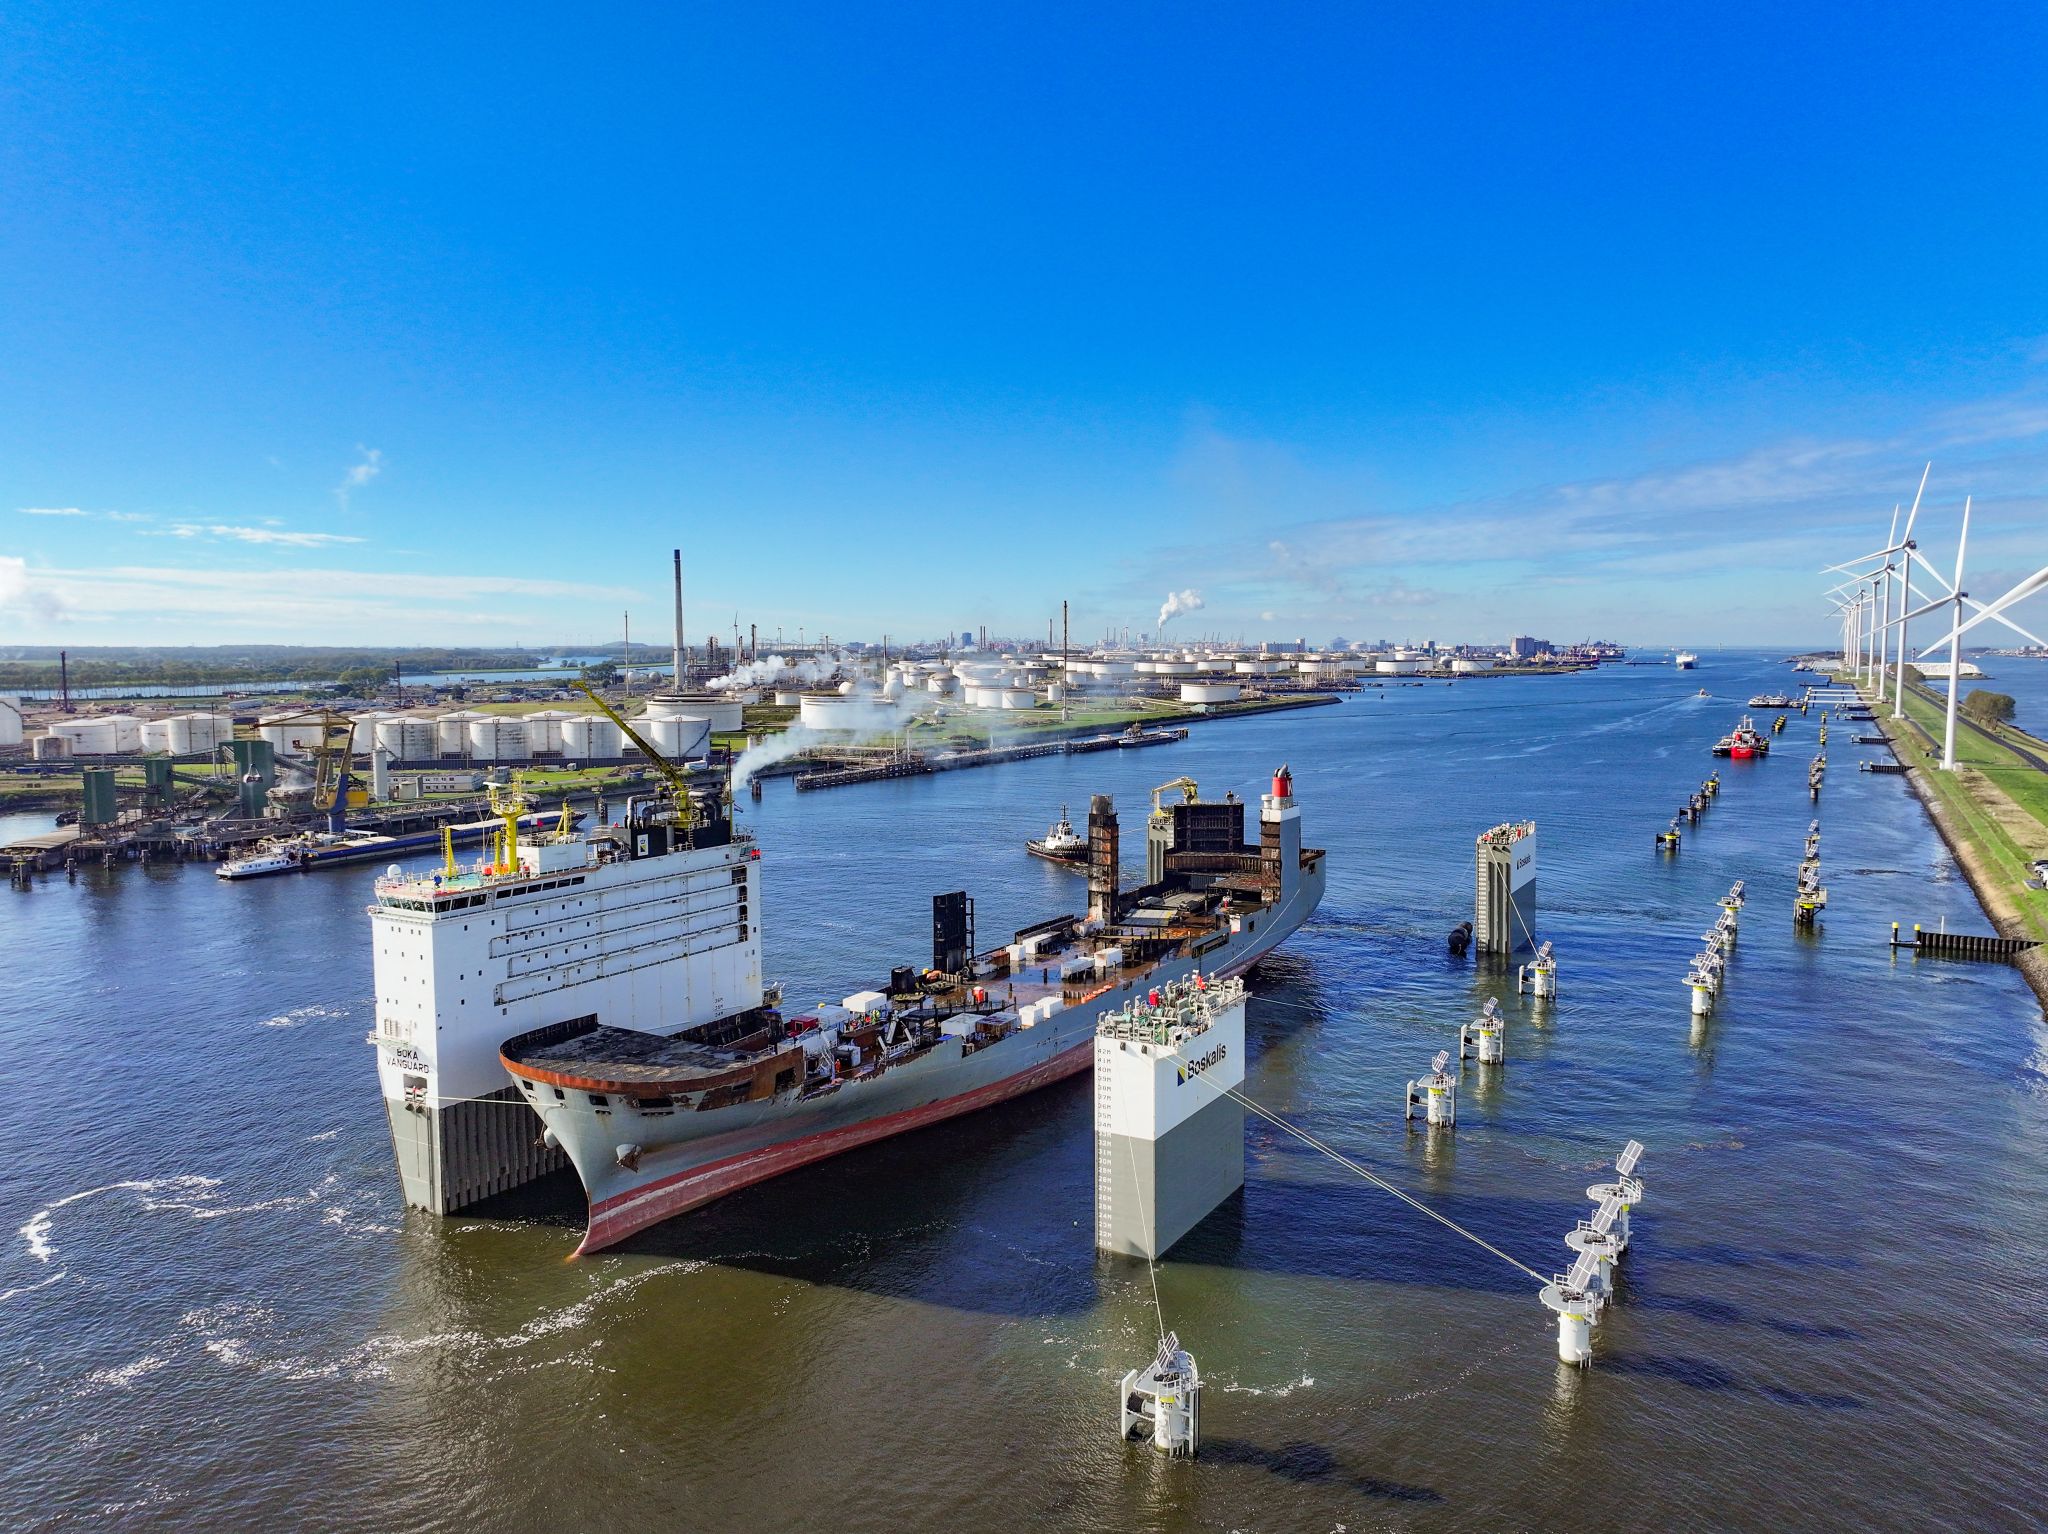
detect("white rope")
(1121, 1106), (1169, 1345)
(1178, 1064), (1547, 1286)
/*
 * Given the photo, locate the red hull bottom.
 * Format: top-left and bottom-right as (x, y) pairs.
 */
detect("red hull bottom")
(576, 1038), (1096, 1254)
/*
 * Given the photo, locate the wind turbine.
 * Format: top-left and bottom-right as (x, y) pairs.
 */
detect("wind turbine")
(1902, 515), (2048, 768)
(1820, 464), (1932, 699)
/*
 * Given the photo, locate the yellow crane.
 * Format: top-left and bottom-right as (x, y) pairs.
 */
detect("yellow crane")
(483, 772), (531, 872)
(571, 679), (705, 805)
(1150, 776), (1200, 826)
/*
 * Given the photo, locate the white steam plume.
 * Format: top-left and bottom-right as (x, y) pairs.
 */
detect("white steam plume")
(732, 690), (922, 787)
(1157, 588), (1204, 630)
(709, 652), (843, 692)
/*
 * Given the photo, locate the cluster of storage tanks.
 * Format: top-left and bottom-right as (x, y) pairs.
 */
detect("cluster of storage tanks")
(355, 703), (719, 763)
(30, 711), (235, 758)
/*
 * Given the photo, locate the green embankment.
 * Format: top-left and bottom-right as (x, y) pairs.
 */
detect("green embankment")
(1872, 681), (2048, 945)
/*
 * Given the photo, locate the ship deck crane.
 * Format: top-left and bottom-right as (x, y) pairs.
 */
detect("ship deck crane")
(1149, 776), (1199, 825)
(569, 678), (733, 837)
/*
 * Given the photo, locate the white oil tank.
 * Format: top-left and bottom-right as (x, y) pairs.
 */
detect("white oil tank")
(375, 717), (438, 760)
(999, 688), (1037, 709)
(1179, 681), (1241, 705)
(467, 716), (528, 761)
(641, 713), (710, 760)
(0, 695), (23, 748)
(773, 690), (802, 706)
(523, 712), (565, 755)
(652, 693), (742, 733)
(435, 711), (483, 756)
(179, 713), (226, 753)
(48, 717), (119, 755)
(799, 692), (886, 731)
(139, 718), (173, 752)
(556, 715), (622, 758)
(98, 714), (144, 753)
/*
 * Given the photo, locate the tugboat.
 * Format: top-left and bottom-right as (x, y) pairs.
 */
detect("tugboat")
(1026, 805), (1089, 868)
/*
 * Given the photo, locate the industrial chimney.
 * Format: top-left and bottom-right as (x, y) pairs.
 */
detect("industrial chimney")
(671, 548), (685, 688)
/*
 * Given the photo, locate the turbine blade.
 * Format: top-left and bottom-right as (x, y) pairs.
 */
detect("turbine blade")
(1900, 463), (1931, 540)
(1948, 564), (2048, 645)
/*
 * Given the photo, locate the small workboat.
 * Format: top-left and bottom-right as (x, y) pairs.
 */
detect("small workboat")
(1026, 805), (1089, 867)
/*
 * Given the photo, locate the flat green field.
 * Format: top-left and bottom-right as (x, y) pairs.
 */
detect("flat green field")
(1877, 682), (2048, 942)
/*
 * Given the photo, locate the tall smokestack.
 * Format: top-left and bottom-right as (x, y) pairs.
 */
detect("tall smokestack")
(671, 548), (685, 689)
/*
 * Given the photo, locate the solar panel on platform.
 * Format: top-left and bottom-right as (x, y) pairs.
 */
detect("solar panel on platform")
(1616, 1141), (1644, 1177)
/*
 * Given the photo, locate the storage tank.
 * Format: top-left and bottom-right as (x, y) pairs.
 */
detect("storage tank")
(650, 692), (742, 733)
(773, 690), (802, 706)
(32, 732), (70, 760)
(641, 713), (710, 760)
(196, 713), (235, 752)
(467, 717), (528, 761)
(435, 711), (483, 756)
(1376, 659), (1425, 675)
(802, 692), (892, 733)
(97, 714), (144, 753)
(1180, 681), (1242, 705)
(375, 717), (438, 761)
(0, 695), (22, 748)
(556, 716), (622, 759)
(523, 712), (565, 755)
(1450, 658), (1492, 674)
(47, 717), (118, 755)
(158, 715), (193, 754)
(999, 688), (1038, 709)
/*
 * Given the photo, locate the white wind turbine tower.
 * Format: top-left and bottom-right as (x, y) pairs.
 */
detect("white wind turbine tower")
(1899, 503), (2048, 769)
(1820, 463), (1931, 698)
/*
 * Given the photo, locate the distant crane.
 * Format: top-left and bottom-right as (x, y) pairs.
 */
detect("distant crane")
(263, 708), (358, 832)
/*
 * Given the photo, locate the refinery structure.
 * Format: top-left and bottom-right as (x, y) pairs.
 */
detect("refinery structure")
(0, 580), (1627, 884)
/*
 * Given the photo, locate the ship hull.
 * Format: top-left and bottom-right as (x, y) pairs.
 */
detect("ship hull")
(546, 856), (1324, 1253)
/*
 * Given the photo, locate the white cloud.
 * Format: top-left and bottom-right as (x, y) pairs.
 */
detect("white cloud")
(17, 506), (87, 517)
(9, 562), (640, 642)
(160, 524), (366, 548)
(0, 556), (67, 622)
(336, 446), (383, 507)
(104, 511), (152, 523)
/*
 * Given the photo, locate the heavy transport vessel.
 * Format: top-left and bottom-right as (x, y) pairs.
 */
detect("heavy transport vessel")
(369, 767), (1324, 1253)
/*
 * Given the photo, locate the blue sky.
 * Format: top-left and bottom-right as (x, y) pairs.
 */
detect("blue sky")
(4, 3), (2046, 650)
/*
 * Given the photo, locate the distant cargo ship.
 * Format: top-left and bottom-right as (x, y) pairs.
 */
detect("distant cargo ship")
(370, 767), (1325, 1253)
(1675, 652), (1698, 670)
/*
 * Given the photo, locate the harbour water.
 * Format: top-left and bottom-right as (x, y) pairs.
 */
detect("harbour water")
(5, 654), (2045, 1532)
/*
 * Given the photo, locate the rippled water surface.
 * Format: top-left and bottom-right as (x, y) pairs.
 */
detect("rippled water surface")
(4, 654), (2045, 1532)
